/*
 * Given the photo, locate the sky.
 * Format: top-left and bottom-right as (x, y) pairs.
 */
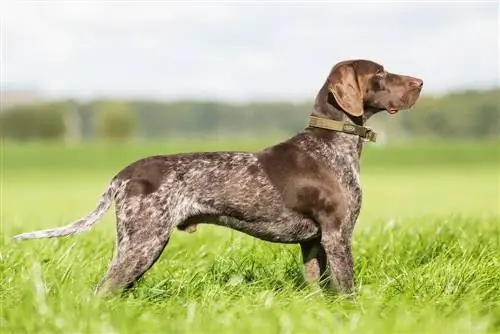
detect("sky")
(1, 0), (499, 102)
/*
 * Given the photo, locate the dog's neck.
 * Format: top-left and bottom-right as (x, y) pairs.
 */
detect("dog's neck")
(307, 82), (365, 159)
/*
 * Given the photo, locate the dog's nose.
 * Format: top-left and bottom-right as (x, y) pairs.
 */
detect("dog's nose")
(409, 79), (423, 88)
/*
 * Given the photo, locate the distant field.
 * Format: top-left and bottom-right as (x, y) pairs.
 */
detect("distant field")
(1, 139), (499, 333)
(3, 137), (499, 172)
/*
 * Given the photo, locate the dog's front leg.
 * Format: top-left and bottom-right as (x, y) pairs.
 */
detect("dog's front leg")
(320, 227), (355, 297)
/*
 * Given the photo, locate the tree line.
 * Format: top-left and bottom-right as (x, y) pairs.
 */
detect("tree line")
(1, 88), (498, 142)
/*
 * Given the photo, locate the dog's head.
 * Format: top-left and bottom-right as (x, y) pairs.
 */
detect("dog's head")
(323, 59), (423, 118)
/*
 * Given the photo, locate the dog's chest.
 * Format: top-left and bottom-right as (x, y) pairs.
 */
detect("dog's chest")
(331, 152), (362, 208)
(311, 138), (364, 220)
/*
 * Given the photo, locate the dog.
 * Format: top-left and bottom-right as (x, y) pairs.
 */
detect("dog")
(13, 59), (423, 296)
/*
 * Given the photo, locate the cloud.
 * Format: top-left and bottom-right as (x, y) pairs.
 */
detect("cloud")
(2, 1), (499, 101)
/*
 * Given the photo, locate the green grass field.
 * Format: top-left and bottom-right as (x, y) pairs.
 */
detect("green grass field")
(1, 138), (499, 334)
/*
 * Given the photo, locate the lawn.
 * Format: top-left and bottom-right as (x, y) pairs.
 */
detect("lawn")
(1, 138), (499, 334)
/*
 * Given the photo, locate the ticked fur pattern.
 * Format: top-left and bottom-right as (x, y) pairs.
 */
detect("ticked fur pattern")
(12, 59), (423, 297)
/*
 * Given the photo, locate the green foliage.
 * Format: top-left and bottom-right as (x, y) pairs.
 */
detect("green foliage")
(128, 89), (500, 140)
(129, 100), (307, 139)
(1, 89), (499, 142)
(0, 102), (68, 141)
(398, 89), (500, 139)
(91, 100), (137, 141)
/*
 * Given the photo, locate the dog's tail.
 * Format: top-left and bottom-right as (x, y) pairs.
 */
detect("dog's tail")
(12, 179), (123, 241)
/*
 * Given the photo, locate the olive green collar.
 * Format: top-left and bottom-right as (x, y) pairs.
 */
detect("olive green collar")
(308, 116), (377, 143)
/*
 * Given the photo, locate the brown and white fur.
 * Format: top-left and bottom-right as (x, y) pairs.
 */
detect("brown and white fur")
(12, 59), (423, 297)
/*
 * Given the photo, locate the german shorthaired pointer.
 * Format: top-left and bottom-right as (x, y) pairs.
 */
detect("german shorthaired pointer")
(13, 59), (423, 297)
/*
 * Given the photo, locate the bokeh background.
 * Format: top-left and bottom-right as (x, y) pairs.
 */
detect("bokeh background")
(1, 1), (499, 143)
(1, 2), (500, 333)
(1, 1), (498, 222)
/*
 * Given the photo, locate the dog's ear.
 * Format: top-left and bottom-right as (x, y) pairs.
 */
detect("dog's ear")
(328, 63), (364, 117)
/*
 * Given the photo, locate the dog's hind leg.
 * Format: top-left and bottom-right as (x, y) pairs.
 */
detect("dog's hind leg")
(300, 238), (328, 285)
(94, 182), (179, 296)
(94, 214), (173, 296)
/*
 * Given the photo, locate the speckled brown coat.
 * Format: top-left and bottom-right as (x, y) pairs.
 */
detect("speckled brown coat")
(13, 59), (423, 297)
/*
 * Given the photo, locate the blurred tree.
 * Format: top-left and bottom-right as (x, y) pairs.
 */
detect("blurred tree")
(1, 89), (498, 142)
(92, 101), (138, 141)
(397, 89), (499, 139)
(119, 89), (500, 140)
(474, 104), (499, 138)
(0, 102), (67, 141)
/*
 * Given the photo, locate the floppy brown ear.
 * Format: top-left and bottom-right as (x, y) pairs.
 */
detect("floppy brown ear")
(328, 63), (364, 117)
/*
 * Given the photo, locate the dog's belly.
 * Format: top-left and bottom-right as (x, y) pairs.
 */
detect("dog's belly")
(179, 214), (320, 244)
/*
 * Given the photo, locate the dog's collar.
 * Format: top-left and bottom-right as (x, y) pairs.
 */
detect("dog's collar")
(308, 116), (377, 143)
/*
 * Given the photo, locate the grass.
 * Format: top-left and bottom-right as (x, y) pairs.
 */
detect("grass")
(1, 138), (499, 333)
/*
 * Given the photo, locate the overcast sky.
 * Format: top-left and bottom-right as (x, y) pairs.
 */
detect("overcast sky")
(1, 0), (499, 102)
